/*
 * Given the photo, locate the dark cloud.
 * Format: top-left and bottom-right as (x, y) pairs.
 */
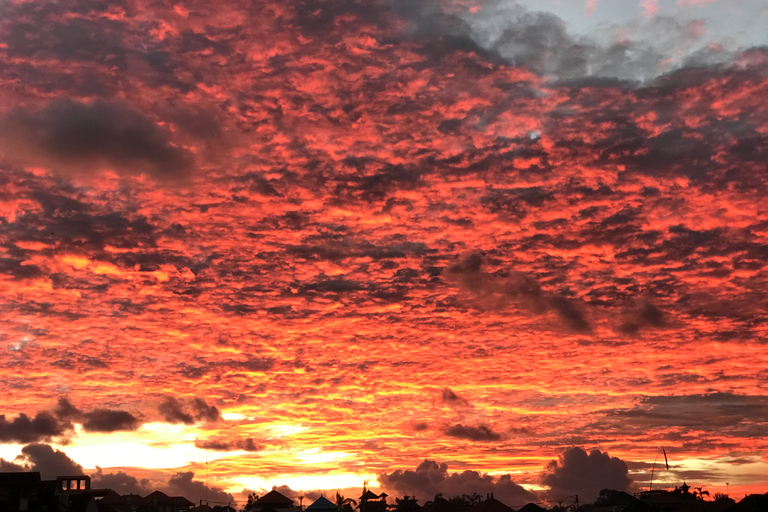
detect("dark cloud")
(0, 99), (193, 180)
(398, 0), (737, 82)
(0, 412), (70, 444)
(379, 459), (536, 505)
(158, 397), (195, 424)
(15, 443), (84, 480)
(441, 388), (469, 407)
(81, 409), (139, 433)
(444, 253), (590, 332)
(167, 471), (234, 504)
(91, 466), (151, 494)
(0, 458), (25, 472)
(618, 300), (667, 334)
(5, 14), (127, 68)
(158, 396), (221, 424)
(54, 398), (82, 419)
(541, 447), (631, 502)
(444, 424), (501, 442)
(191, 398), (220, 422)
(194, 437), (261, 452)
(598, 393), (768, 433)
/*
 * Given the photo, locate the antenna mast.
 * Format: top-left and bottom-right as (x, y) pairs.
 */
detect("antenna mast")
(649, 447), (669, 491)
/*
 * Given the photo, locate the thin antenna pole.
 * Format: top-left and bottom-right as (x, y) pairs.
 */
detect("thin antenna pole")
(206, 461), (209, 504)
(649, 447), (669, 491)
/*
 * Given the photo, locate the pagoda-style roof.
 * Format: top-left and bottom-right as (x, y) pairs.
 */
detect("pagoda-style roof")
(255, 490), (295, 507)
(360, 491), (380, 501)
(307, 496), (339, 511)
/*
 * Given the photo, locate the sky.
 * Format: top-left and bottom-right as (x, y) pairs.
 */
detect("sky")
(1, 0), (768, 507)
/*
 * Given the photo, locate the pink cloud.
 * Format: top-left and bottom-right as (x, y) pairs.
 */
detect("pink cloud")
(640, 0), (659, 16)
(678, 0), (720, 6)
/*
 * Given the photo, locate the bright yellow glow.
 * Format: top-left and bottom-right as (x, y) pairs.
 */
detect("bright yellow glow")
(57, 423), (205, 469)
(266, 424), (309, 438)
(235, 473), (379, 493)
(141, 422), (190, 434)
(296, 449), (352, 464)
(0, 444), (23, 462)
(222, 412), (246, 420)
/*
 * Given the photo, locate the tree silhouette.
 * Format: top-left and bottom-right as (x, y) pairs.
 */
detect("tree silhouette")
(392, 495), (419, 512)
(244, 493), (260, 512)
(336, 492), (357, 512)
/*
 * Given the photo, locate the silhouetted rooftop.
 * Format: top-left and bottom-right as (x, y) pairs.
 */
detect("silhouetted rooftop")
(517, 504), (546, 512)
(307, 496), (340, 511)
(469, 497), (514, 512)
(422, 498), (459, 512)
(255, 490), (295, 507)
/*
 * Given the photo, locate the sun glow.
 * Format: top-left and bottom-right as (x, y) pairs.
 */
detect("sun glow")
(235, 473), (379, 493)
(56, 423), (207, 469)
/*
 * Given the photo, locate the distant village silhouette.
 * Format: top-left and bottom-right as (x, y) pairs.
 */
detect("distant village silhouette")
(1, 472), (766, 512)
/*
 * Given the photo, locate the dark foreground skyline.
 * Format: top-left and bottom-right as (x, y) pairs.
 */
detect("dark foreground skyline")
(1, 0), (768, 502)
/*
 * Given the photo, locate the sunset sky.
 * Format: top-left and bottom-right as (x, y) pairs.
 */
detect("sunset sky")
(1, 0), (768, 507)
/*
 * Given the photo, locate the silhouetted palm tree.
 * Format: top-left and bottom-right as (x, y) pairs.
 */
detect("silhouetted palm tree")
(337, 492), (357, 512)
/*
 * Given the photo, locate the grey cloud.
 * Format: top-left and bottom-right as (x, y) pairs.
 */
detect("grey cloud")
(0, 412), (70, 444)
(394, 0), (739, 82)
(158, 397), (195, 425)
(167, 471), (234, 504)
(618, 300), (667, 334)
(191, 398), (220, 422)
(380, 459), (536, 505)
(441, 388), (469, 406)
(541, 447), (631, 502)
(444, 424), (501, 442)
(194, 437), (261, 452)
(0, 458), (25, 472)
(15, 443), (84, 480)
(599, 393), (768, 433)
(6, 15), (127, 68)
(0, 99), (193, 181)
(91, 466), (151, 494)
(159, 396), (221, 424)
(81, 409), (140, 433)
(444, 253), (590, 332)
(54, 398), (82, 419)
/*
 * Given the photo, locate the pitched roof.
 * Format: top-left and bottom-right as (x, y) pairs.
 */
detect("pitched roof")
(255, 490), (295, 506)
(100, 492), (144, 505)
(360, 491), (380, 501)
(517, 504), (546, 512)
(307, 496), (339, 511)
(144, 490), (172, 503)
(469, 497), (514, 512)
